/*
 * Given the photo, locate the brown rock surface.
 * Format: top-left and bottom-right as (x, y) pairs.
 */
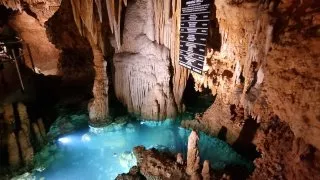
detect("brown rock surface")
(251, 117), (320, 180)
(9, 12), (60, 75)
(186, 131), (200, 176)
(201, 160), (211, 180)
(133, 146), (188, 180)
(187, 0), (320, 179)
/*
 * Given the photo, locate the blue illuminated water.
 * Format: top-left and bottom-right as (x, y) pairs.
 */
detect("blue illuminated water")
(29, 120), (252, 180)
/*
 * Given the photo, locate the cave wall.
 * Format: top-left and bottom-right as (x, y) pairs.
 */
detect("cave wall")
(1, 0), (62, 75)
(45, 0), (94, 83)
(189, 0), (320, 179)
(194, 0), (320, 150)
(1, 0), (319, 178)
(9, 11), (60, 75)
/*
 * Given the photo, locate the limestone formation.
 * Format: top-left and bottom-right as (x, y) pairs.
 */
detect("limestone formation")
(32, 122), (43, 146)
(201, 160), (211, 180)
(186, 131), (200, 176)
(17, 103), (30, 138)
(9, 12), (60, 75)
(3, 104), (14, 125)
(176, 153), (184, 165)
(112, 0), (177, 120)
(18, 130), (34, 166)
(0, 0), (61, 24)
(133, 146), (188, 179)
(88, 46), (110, 125)
(37, 118), (46, 138)
(8, 133), (21, 169)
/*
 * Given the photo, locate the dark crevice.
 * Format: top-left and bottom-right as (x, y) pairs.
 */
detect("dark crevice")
(207, 1), (221, 51)
(182, 74), (215, 114)
(20, 3), (38, 21)
(233, 116), (261, 161)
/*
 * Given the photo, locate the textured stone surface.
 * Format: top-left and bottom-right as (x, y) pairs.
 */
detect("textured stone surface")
(112, 0), (177, 120)
(186, 131), (200, 176)
(133, 146), (188, 179)
(188, 0), (320, 179)
(9, 12), (60, 75)
(201, 160), (211, 180)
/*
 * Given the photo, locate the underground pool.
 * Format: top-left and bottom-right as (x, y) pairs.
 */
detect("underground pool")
(15, 119), (253, 180)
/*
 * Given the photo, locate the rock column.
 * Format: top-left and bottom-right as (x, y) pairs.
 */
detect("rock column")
(88, 46), (110, 126)
(186, 131), (200, 176)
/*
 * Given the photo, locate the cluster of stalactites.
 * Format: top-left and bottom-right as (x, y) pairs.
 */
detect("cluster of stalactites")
(0, 0), (22, 11)
(106, 0), (127, 50)
(153, 0), (181, 51)
(70, 0), (181, 52)
(70, 0), (127, 49)
(0, 0), (49, 11)
(153, 0), (171, 48)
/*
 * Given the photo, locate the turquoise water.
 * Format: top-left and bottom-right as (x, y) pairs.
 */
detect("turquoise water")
(28, 120), (252, 180)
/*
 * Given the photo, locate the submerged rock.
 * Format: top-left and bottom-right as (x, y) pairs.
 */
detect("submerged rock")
(133, 146), (188, 179)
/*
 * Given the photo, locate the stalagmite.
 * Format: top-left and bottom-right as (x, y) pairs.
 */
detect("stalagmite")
(176, 153), (184, 165)
(37, 118), (46, 138)
(32, 122), (43, 145)
(8, 133), (21, 169)
(17, 103), (30, 138)
(186, 131), (200, 176)
(3, 104), (14, 125)
(201, 160), (211, 180)
(18, 130), (34, 166)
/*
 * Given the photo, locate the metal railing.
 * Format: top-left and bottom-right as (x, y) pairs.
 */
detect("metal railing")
(0, 39), (31, 92)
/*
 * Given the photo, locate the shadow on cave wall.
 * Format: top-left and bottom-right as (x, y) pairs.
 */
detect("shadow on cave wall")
(233, 117), (261, 161)
(182, 74), (216, 114)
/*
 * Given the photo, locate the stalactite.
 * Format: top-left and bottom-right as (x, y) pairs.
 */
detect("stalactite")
(0, 0), (22, 11)
(68, 0), (187, 118)
(70, 0), (82, 36)
(170, 0), (190, 112)
(153, 0), (172, 48)
(105, 0), (127, 50)
(95, 0), (103, 22)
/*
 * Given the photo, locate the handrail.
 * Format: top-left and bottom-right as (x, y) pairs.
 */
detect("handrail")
(0, 38), (27, 92)
(0, 38), (23, 45)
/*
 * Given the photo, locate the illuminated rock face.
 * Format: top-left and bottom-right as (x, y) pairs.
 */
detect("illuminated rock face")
(189, 0), (320, 179)
(9, 12), (60, 75)
(112, 0), (177, 120)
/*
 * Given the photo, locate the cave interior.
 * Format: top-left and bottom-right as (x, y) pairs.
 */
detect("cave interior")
(0, 0), (319, 180)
